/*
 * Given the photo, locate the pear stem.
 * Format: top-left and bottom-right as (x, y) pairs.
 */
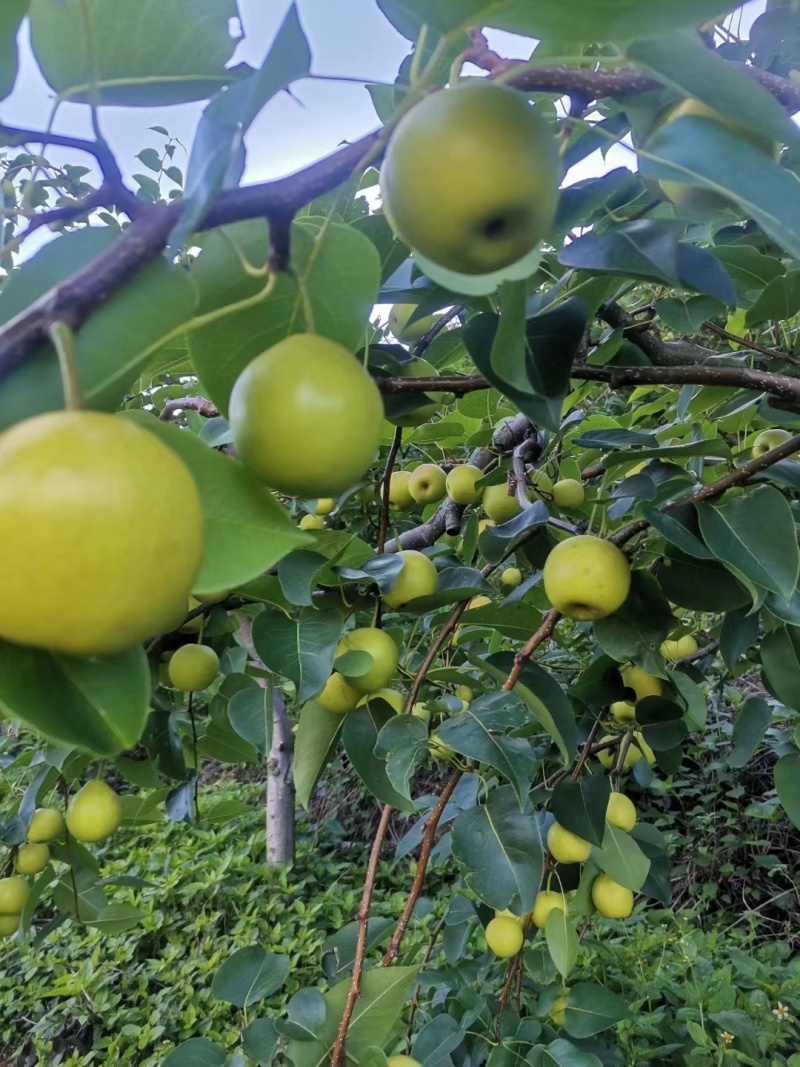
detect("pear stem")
(50, 321), (83, 410)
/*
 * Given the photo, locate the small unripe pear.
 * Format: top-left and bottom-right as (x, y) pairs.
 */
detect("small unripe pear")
(66, 780), (122, 843)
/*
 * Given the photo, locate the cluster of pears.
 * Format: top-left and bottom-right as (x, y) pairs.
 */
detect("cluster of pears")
(1, 782), (121, 939)
(298, 497), (336, 532)
(484, 790), (639, 964)
(600, 664), (662, 769)
(316, 626), (403, 715)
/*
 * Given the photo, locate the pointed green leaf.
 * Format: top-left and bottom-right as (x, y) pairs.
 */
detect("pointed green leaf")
(775, 753), (800, 830)
(760, 625), (800, 710)
(728, 697), (772, 769)
(252, 607), (342, 704)
(228, 686), (274, 757)
(294, 702), (344, 809)
(451, 786), (544, 914)
(211, 946), (290, 1008)
(163, 1039), (227, 1067)
(550, 777), (610, 848)
(563, 982), (630, 1038)
(696, 486), (799, 602)
(0, 641), (149, 755)
(545, 906), (579, 980)
(590, 824), (650, 892)
(0, 0), (28, 100)
(342, 707), (414, 811)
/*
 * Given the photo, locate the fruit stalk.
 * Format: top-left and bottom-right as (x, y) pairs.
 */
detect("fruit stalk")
(377, 425), (403, 555)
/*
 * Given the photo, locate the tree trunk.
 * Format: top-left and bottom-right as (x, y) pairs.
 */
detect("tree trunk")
(237, 616), (295, 867)
(266, 688), (294, 867)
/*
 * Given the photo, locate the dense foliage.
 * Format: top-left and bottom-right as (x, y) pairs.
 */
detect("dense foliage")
(2, 1), (800, 1066)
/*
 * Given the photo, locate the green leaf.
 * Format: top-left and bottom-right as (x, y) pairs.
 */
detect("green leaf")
(198, 720), (259, 764)
(640, 117), (800, 261)
(228, 686), (274, 757)
(542, 1038), (603, 1067)
(590, 824), (650, 892)
(451, 786), (544, 914)
(636, 697), (688, 752)
(490, 280), (529, 393)
(481, 653), (577, 765)
(252, 607), (342, 704)
(550, 777), (610, 848)
(720, 606), (760, 669)
(655, 549), (750, 612)
(593, 571), (674, 674)
(0, 229), (197, 431)
(412, 1015), (465, 1067)
(124, 411), (308, 594)
(712, 246), (785, 300)
(760, 625), (800, 710)
(775, 753), (800, 830)
(376, 0), (739, 42)
(287, 966), (420, 1067)
(29, 0), (240, 105)
(746, 270), (800, 326)
(435, 693), (537, 804)
(342, 707), (414, 811)
(324, 920), (393, 979)
(278, 551), (329, 607)
(0, 641), (149, 755)
(696, 486), (799, 602)
(374, 714), (430, 801)
(163, 1039), (227, 1067)
(728, 697), (771, 769)
(211, 946), (290, 1008)
(627, 31), (800, 152)
(189, 218), (380, 413)
(84, 903), (146, 934)
(545, 906), (579, 980)
(0, 0), (28, 100)
(563, 982), (630, 1038)
(293, 702), (344, 809)
(558, 220), (735, 305)
(170, 4), (311, 250)
(655, 296), (723, 334)
(393, 566), (493, 613)
(242, 1019), (280, 1067)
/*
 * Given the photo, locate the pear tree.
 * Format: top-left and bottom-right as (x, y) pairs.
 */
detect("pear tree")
(1, 2), (800, 1065)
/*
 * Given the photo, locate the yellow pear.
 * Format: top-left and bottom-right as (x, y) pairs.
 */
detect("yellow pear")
(494, 907), (524, 925)
(552, 478), (585, 509)
(597, 733), (655, 770)
(621, 665), (662, 702)
(15, 843), (49, 877)
(336, 627), (398, 694)
(606, 792), (637, 832)
(529, 470), (553, 499)
(387, 1057), (421, 1067)
(193, 589), (230, 605)
(752, 428), (792, 458)
(547, 822), (592, 864)
(0, 876), (29, 915)
(315, 498), (335, 516)
(661, 635), (698, 660)
(446, 464), (485, 505)
(482, 483), (523, 523)
(591, 873), (634, 919)
(357, 689), (404, 714)
(229, 335), (384, 497)
(388, 471), (414, 510)
(428, 733), (454, 759)
(531, 889), (567, 929)
(543, 536), (631, 620)
(408, 464), (447, 504)
(381, 81), (559, 275)
(388, 304), (438, 344)
(317, 673), (361, 714)
(66, 780), (122, 843)
(382, 550), (438, 610)
(0, 411), (203, 656)
(168, 644), (219, 691)
(299, 514), (325, 531)
(610, 701), (636, 724)
(485, 915), (524, 958)
(27, 807), (64, 844)
(454, 685), (474, 703)
(549, 994), (569, 1028)
(477, 518), (496, 535)
(0, 913), (21, 938)
(501, 567), (522, 588)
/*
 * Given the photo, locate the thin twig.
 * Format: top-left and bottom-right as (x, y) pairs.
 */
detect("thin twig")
(412, 305), (464, 357)
(377, 426), (403, 555)
(702, 319), (800, 369)
(159, 396), (220, 421)
(501, 609), (562, 692)
(329, 803), (393, 1067)
(675, 639), (720, 666)
(383, 770), (463, 964)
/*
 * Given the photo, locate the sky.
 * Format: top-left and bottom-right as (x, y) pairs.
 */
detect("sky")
(0, 1), (766, 216)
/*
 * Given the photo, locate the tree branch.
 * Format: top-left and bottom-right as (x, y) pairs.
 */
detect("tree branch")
(377, 426), (403, 555)
(382, 770), (463, 964)
(702, 319), (800, 369)
(159, 396), (220, 420)
(501, 609), (562, 692)
(329, 803), (394, 1067)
